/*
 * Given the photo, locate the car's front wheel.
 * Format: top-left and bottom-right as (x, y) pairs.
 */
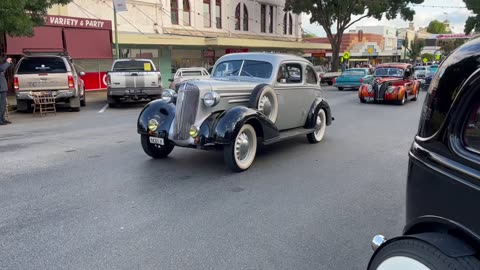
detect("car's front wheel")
(140, 135), (174, 159)
(369, 238), (480, 270)
(224, 124), (257, 172)
(412, 88), (419, 101)
(396, 92), (407, 105)
(307, 109), (327, 143)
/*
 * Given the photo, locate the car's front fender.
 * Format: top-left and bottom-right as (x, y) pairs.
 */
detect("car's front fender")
(212, 106), (279, 144)
(137, 99), (176, 136)
(305, 97), (333, 129)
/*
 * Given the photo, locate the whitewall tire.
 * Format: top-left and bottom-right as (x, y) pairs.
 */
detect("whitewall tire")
(224, 124), (257, 172)
(307, 109), (327, 144)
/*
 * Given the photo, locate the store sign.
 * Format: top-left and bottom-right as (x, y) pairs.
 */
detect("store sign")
(436, 34), (472, 39)
(45, 15), (112, 30)
(114, 0), (128, 12)
(397, 39), (403, 50)
(312, 52), (326, 58)
(203, 50), (215, 58)
(226, 48), (249, 54)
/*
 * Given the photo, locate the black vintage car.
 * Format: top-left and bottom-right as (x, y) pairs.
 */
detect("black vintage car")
(367, 38), (480, 269)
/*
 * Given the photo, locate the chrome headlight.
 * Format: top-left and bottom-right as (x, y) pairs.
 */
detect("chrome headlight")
(387, 86), (395, 94)
(203, 92), (220, 107)
(367, 85), (373, 93)
(148, 119), (159, 132)
(161, 89), (177, 103)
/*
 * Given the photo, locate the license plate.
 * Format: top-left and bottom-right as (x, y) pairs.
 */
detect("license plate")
(129, 89), (143, 94)
(365, 97), (374, 101)
(149, 137), (164, 145)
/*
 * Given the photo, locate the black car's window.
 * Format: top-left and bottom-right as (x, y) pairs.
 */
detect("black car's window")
(17, 57), (67, 74)
(464, 100), (480, 153)
(277, 63), (302, 84)
(306, 66), (318, 84)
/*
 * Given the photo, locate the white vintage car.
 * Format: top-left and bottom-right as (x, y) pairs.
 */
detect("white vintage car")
(137, 53), (334, 172)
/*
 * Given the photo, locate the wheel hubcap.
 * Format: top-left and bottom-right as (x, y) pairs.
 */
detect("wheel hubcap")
(236, 132), (250, 161)
(258, 95), (272, 117)
(314, 110), (326, 140)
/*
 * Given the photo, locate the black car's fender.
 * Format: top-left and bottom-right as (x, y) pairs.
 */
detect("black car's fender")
(137, 99), (176, 136)
(209, 106), (279, 145)
(304, 97), (334, 129)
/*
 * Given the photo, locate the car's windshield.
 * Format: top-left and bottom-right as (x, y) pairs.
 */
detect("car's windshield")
(414, 67), (427, 71)
(17, 57), (68, 74)
(213, 60), (273, 79)
(374, 68), (404, 77)
(113, 60), (154, 71)
(180, 71), (203, 77)
(342, 69), (366, 76)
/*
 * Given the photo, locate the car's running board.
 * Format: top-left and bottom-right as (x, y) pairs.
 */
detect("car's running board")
(262, 128), (316, 145)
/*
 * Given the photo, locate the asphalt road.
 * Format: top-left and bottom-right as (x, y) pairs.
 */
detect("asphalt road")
(0, 87), (426, 270)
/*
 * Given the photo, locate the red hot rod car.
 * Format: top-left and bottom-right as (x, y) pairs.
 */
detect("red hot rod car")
(358, 63), (421, 105)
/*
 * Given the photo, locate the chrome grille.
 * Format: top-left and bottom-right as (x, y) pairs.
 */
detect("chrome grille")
(374, 83), (384, 101)
(173, 83), (199, 140)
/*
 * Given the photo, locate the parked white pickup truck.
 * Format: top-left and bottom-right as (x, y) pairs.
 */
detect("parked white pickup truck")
(107, 59), (162, 107)
(168, 67), (210, 90)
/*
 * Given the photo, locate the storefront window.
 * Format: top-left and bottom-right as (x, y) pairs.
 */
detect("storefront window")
(235, 4), (240, 30)
(203, 0), (211, 28)
(215, 0), (221, 29)
(269, 6), (273, 33)
(171, 0), (179, 25)
(283, 13), (287, 35)
(260, 4), (266, 33)
(183, 0), (191, 26)
(243, 4), (248, 31)
(289, 13), (293, 35)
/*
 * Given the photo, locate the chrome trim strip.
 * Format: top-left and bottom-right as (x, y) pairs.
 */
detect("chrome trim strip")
(412, 142), (480, 181)
(228, 99), (250, 104)
(219, 93), (251, 97)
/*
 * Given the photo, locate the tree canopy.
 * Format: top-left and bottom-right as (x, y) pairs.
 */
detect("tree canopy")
(408, 38), (425, 61)
(464, 0), (480, 34)
(421, 53), (434, 61)
(286, 0), (423, 71)
(426, 20), (450, 34)
(0, 0), (71, 37)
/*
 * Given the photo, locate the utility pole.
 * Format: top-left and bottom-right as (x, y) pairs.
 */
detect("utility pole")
(404, 33), (408, 63)
(114, 5), (120, 59)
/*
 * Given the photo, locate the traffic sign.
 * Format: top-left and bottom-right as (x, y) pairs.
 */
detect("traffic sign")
(435, 54), (441, 60)
(423, 58), (428, 63)
(343, 51), (350, 60)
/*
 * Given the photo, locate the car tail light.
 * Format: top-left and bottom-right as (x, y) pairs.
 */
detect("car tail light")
(106, 74), (111, 86)
(332, 78), (336, 84)
(14, 76), (19, 91)
(158, 74), (162, 85)
(360, 78), (364, 83)
(68, 74), (75, 89)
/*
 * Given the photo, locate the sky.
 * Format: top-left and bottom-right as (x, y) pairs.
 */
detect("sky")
(301, 0), (473, 36)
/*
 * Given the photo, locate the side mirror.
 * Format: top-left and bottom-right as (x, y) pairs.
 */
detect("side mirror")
(168, 79), (174, 82)
(79, 71), (86, 76)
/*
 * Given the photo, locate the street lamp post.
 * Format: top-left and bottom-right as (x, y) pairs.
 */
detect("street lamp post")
(113, 6), (120, 59)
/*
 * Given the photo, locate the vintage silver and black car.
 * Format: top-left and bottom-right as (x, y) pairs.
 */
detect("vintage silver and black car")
(137, 53), (334, 172)
(367, 38), (480, 269)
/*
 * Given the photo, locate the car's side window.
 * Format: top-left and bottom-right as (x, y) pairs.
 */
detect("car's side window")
(305, 66), (318, 84)
(277, 63), (302, 84)
(464, 100), (480, 153)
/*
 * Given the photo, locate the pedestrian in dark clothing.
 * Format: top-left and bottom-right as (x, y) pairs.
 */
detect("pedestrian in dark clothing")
(0, 57), (13, 125)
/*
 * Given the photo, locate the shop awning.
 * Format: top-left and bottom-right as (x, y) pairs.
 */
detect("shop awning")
(64, 28), (113, 59)
(6, 27), (63, 55)
(117, 33), (331, 50)
(206, 37), (331, 50)
(118, 33), (206, 46)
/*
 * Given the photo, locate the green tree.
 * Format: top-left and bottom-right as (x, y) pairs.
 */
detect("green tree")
(303, 33), (317, 38)
(464, 0), (480, 34)
(421, 53), (434, 61)
(0, 0), (71, 37)
(285, 0), (423, 71)
(439, 39), (466, 54)
(426, 20), (450, 34)
(407, 38), (425, 61)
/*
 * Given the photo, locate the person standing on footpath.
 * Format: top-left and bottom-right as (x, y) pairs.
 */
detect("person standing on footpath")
(0, 57), (13, 125)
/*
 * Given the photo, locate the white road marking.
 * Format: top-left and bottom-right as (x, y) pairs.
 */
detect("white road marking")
(98, 104), (109, 113)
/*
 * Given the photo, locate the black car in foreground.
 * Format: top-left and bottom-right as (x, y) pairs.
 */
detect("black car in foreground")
(367, 38), (480, 269)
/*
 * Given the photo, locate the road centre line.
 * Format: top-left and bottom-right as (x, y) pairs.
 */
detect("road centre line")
(98, 104), (109, 113)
